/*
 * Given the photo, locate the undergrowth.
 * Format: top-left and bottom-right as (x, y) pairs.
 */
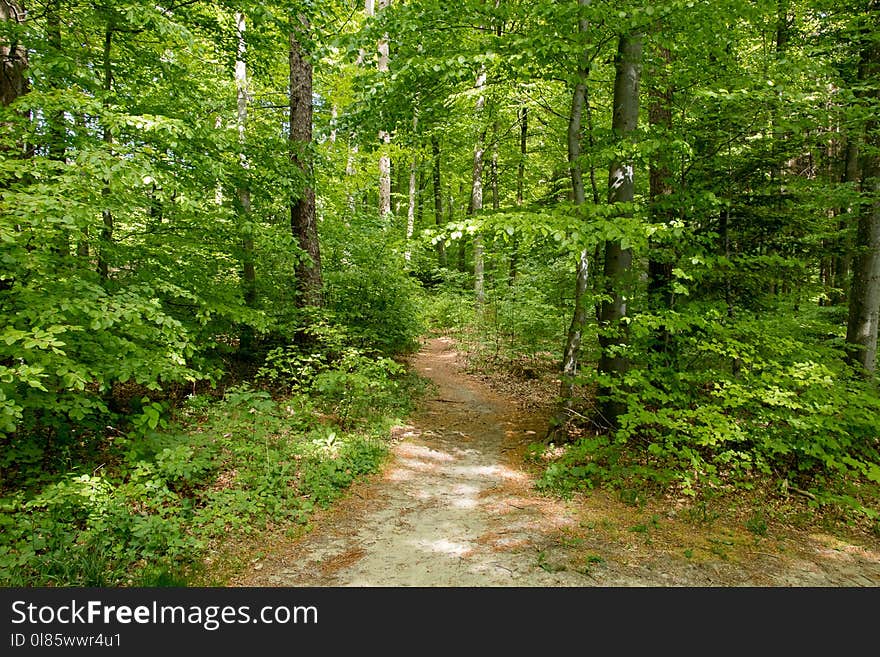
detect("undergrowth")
(0, 324), (425, 586)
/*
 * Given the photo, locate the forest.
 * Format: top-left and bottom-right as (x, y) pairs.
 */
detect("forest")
(0, 0), (878, 587)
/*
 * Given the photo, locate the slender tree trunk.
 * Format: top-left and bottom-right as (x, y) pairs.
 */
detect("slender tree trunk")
(98, 24), (113, 281)
(832, 137), (860, 304)
(553, 0), (592, 435)
(290, 20), (322, 307)
(375, 0), (392, 219)
(454, 183), (466, 273)
(392, 158), (405, 216)
(405, 115), (417, 262)
(490, 120), (500, 210)
(597, 31), (643, 429)
(431, 136), (446, 266)
(73, 113), (88, 258)
(417, 166), (426, 224)
(846, 29), (880, 374)
(236, 13), (257, 354)
(509, 104), (527, 285)
(346, 138), (358, 214)
(718, 206), (742, 375)
(45, 0), (70, 256)
(647, 44), (674, 352)
(46, 0), (63, 162)
(469, 68), (488, 305)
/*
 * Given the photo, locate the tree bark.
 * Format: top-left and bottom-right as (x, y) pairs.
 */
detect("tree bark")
(831, 138), (860, 305)
(846, 26), (880, 374)
(98, 24), (113, 281)
(490, 120), (499, 210)
(236, 13), (257, 354)
(46, 0), (64, 162)
(290, 21), (323, 308)
(647, 43), (674, 352)
(775, 0), (791, 54)
(432, 136), (446, 266)
(375, 0), (392, 219)
(597, 31), (643, 428)
(469, 67), (488, 306)
(552, 0), (594, 437)
(405, 114), (417, 262)
(509, 104), (527, 285)
(0, 0), (27, 108)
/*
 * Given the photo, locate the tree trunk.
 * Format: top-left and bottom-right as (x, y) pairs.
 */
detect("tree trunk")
(431, 136), (446, 266)
(290, 21), (323, 308)
(490, 120), (499, 211)
(405, 115), (417, 263)
(509, 104), (527, 285)
(375, 0), (392, 219)
(832, 136), (860, 305)
(46, 0), (64, 162)
(597, 31), (643, 429)
(846, 29), (880, 374)
(46, 0), (70, 256)
(469, 68), (488, 306)
(552, 0), (593, 437)
(345, 138), (358, 214)
(236, 13), (257, 354)
(647, 43), (674, 351)
(0, 0), (26, 293)
(98, 24), (113, 281)
(0, 0), (27, 108)
(417, 165), (426, 225)
(775, 0), (790, 54)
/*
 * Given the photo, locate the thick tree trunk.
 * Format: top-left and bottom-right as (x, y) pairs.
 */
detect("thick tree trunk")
(775, 0), (791, 54)
(597, 32), (642, 428)
(0, 0), (27, 108)
(846, 31), (880, 374)
(290, 23), (323, 308)
(432, 136), (446, 267)
(0, 0), (26, 293)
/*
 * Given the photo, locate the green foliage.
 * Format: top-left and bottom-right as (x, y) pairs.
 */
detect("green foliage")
(0, 344), (420, 585)
(1, 0), (879, 587)
(323, 217), (425, 355)
(538, 303), (880, 523)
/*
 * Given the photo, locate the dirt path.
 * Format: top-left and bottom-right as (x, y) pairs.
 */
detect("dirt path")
(232, 337), (880, 587)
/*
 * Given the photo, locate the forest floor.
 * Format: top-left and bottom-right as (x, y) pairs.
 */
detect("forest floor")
(228, 336), (880, 587)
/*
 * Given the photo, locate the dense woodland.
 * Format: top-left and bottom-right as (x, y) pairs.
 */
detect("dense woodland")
(0, 0), (878, 585)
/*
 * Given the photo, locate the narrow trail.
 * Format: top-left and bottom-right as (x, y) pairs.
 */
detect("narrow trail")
(232, 337), (880, 587)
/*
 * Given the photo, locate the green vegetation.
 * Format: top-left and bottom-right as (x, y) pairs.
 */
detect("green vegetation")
(1, 330), (422, 586)
(1, 0), (878, 586)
